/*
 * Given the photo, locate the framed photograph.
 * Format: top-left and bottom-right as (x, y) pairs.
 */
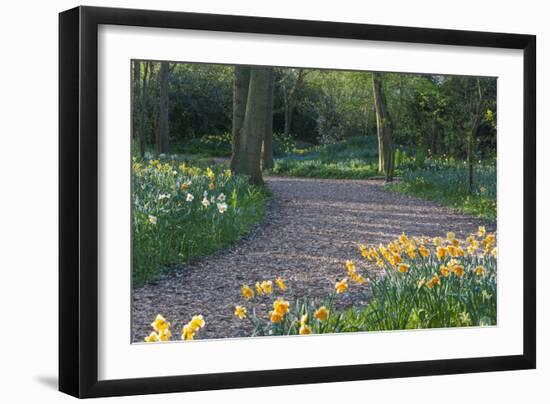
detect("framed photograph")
(59, 5), (536, 398)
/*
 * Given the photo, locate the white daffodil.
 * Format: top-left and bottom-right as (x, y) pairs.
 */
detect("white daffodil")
(186, 193), (194, 202)
(148, 215), (158, 225)
(201, 198), (210, 208)
(217, 193), (226, 202)
(217, 202), (228, 213)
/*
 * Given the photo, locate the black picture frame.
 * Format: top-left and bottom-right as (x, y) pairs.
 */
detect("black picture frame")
(59, 5), (536, 398)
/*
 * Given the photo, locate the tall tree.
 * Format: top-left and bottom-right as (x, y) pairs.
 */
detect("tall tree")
(230, 66), (250, 172)
(372, 72), (395, 182)
(234, 67), (272, 184)
(262, 71), (275, 170)
(465, 78), (486, 195)
(132, 61), (142, 155)
(157, 62), (170, 154)
(281, 68), (306, 136)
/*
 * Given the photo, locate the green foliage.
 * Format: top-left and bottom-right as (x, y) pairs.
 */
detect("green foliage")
(272, 135), (380, 179)
(132, 156), (269, 286)
(174, 132), (233, 157)
(386, 157), (497, 220)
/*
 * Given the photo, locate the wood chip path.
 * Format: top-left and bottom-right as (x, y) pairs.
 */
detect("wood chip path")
(131, 176), (495, 341)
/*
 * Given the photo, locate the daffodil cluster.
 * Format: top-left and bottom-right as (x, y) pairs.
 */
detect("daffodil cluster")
(234, 276), (336, 337)
(144, 313), (205, 343)
(132, 154), (268, 286)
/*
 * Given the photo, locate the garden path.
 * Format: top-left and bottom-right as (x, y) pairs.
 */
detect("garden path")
(132, 176), (495, 341)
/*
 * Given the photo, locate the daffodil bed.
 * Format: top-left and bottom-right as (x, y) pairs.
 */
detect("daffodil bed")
(143, 228), (497, 342)
(132, 156), (269, 286)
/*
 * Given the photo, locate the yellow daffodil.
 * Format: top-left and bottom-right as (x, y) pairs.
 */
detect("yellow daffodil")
(456, 247), (465, 257)
(299, 324), (312, 335)
(427, 273), (441, 289)
(260, 280), (273, 295)
(397, 263), (410, 273)
(478, 226), (486, 237)
(209, 182), (215, 191)
(255, 281), (264, 296)
(467, 245), (476, 255)
(370, 248), (379, 260)
(205, 167), (215, 180)
(453, 265), (465, 277)
(273, 298), (290, 316)
(275, 277), (287, 291)
(335, 278), (348, 294)
(417, 277), (426, 289)
(144, 332), (159, 343)
(451, 238), (460, 247)
(433, 237), (442, 246)
(350, 272), (366, 284)
(151, 314), (170, 332)
(437, 246), (446, 260)
(447, 245), (458, 257)
(407, 245), (416, 259)
(345, 260), (356, 273)
(475, 266), (485, 276)
(390, 253), (402, 266)
(447, 232), (456, 242)
(419, 245), (430, 257)
(181, 324), (195, 340)
(314, 306), (329, 321)
(440, 265), (450, 277)
(399, 232), (408, 245)
(492, 247), (497, 258)
(159, 328), (172, 341)
(359, 244), (369, 258)
(486, 234), (496, 245)
(241, 284), (254, 300)
(189, 315), (205, 331)
(300, 314), (308, 326)
(270, 311), (283, 323)
(234, 305), (247, 319)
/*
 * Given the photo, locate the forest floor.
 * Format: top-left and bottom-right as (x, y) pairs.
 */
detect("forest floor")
(131, 176), (495, 341)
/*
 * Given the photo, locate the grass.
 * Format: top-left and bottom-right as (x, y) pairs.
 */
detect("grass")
(170, 132), (314, 159)
(132, 156), (270, 286)
(271, 135), (381, 179)
(386, 157), (497, 221)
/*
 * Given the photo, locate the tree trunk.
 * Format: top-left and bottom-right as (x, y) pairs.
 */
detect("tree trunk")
(139, 62), (149, 156)
(372, 72), (395, 182)
(230, 66), (250, 172)
(157, 62), (170, 154)
(467, 79), (484, 195)
(467, 131), (474, 195)
(430, 114), (438, 156)
(283, 69), (305, 136)
(132, 61), (141, 155)
(262, 70), (275, 170)
(235, 67), (272, 185)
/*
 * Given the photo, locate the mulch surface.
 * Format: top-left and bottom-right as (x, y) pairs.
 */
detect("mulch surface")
(131, 176), (495, 342)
